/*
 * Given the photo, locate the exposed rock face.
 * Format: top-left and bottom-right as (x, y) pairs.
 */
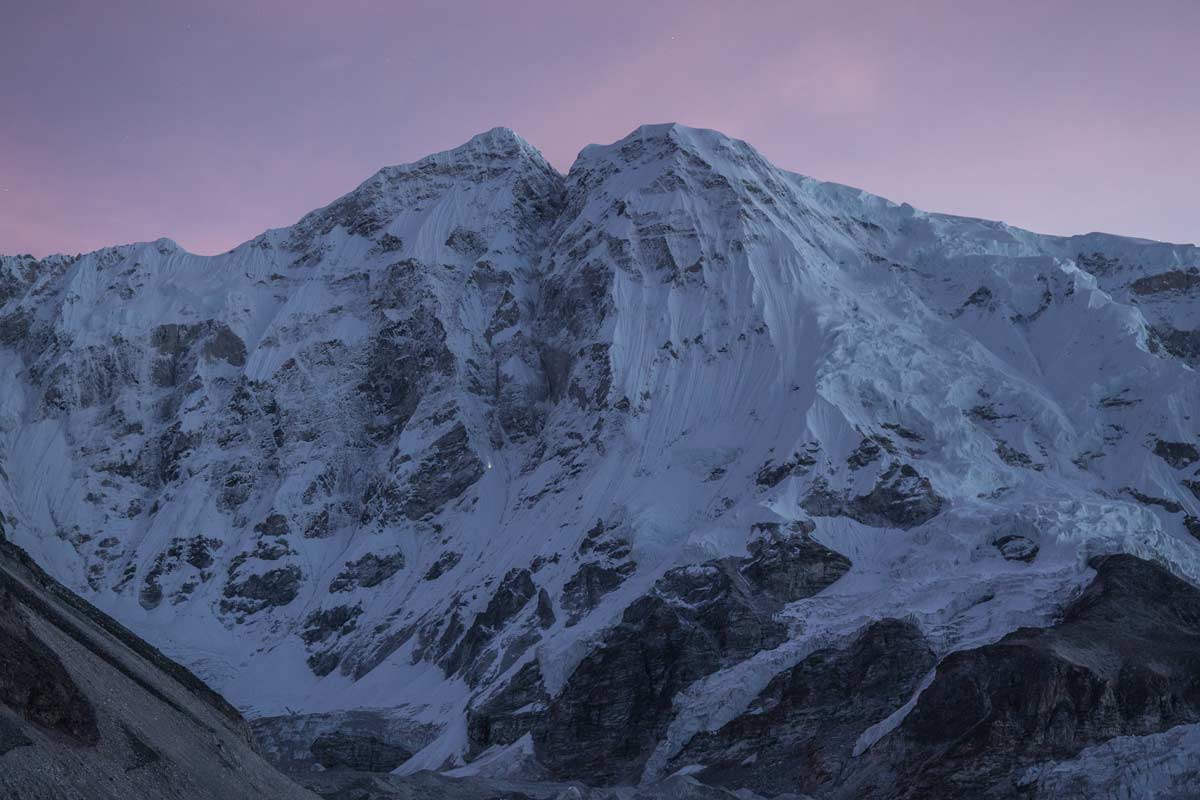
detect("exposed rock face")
(441, 567), (539, 684)
(398, 423), (485, 521)
(669, 619), (936, 796)
(221, 564), (302, 617)
(423, 550), (462, 581)
(302, 604), (362, 647)
(559, 520), (637, 625)
(329, 551), (405, 593)
(139, 534), (222, 608)
(843, 555), (1200, 799)
(535, 529), (851, 784)
(803, 464), (944, 530)
(559, 560), (636, 624)
(1131, 269), (1200, 296)
(738, 522), (853, 600)
(1154, 439), (1200, 469)
(467, 660), (549, 759)
(1149, 324), (1200, 366)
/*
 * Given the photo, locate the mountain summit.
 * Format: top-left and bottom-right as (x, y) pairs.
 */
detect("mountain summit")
(2, 125), (1200, 797)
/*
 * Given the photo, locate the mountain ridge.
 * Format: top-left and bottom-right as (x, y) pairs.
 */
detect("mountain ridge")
(19, 123), (1194, 264)
(3, 123), (1200, 797)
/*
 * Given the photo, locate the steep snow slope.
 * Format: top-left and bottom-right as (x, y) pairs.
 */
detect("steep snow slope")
(2, 123), (1200, 797)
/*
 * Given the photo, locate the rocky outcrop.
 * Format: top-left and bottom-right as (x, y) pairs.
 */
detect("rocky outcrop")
(560, 560), (636, 625)
(1149, 324), (1200, 366)
(423, 550), (462, 581)
(329, 551), (405, 593)
(669, 619), (936, 796)
(535, 526), (850, 784)
(398, 423), (485, 521)
(843, 555), (1200, 799)
(466, 660), (548, 759)
(360, 301), (454, 442)
(138, 534), (222, 609)
(1131, 269), (1200, 296)
(302, 604), (364, 676)
(738, 522), (854, 600)
(560, 520), (637, 625)
(150, 321), (246, 387)
(441, 567), (539, 684)
(756, 448), (819, 488)
(1153, 438), (1200, 469)
(803, 464), (944, 530)
(221, 565), (302, 617)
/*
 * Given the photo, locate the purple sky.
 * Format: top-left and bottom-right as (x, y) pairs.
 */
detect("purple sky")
(2, 0), (1196, 257)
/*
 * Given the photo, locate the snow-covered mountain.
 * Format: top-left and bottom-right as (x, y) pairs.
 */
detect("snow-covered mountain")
(3, 123), (1200, 797)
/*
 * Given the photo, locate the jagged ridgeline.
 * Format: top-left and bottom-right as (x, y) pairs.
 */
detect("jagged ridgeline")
(2, 124), (1200, 798)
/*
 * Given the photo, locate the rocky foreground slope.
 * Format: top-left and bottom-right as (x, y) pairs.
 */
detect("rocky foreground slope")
(0, 524), (315, 799)
(3, 124), (1200, 797)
